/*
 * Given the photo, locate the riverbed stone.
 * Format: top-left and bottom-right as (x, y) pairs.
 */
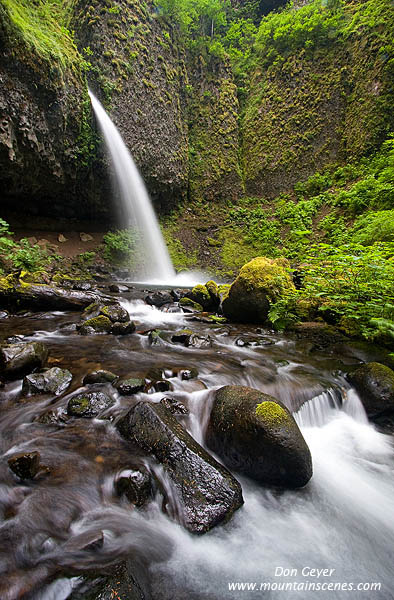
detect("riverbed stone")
(117, 401), (243, 533)
(83, 370), (118, 385)
(114, 467), (153, 507)
(222, 257), (295, 324)
(206, 385), (313, 488)
(79, 315), (112, 335)
(100, 304), (130, 323)
(179, 297), (204, 312)
(67, 391), (115, 417)
(22, 367), (73, 396)
(8, 451), (41, 479)
(347, 362), (394, 418)
(115, 378), (145, 395)
(111, 320), (136, 335)
(145, 291), (173, 307)
(0, 341), (48, 379)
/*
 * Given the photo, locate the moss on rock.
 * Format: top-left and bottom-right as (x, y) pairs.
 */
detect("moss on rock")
(222, 257), (295, 323)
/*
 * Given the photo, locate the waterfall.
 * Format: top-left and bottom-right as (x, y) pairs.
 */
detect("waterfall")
(88, 90), (176, 282)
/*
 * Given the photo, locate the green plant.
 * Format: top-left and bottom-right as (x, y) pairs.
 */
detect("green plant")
(102, 229), (140, 266)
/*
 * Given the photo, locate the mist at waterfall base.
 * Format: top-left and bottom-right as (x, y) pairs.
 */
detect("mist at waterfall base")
(89, 91), (207, 286)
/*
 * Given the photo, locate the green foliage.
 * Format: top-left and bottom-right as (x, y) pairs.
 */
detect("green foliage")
(102, 229), (139, 266)
(0, 219), (57, 272)
(352, 211), (394, 245)
(2, 0), (80, 76)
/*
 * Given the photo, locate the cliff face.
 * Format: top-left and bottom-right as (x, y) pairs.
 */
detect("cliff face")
(0, 0), (392, 224)
(0, 2), (110, 220)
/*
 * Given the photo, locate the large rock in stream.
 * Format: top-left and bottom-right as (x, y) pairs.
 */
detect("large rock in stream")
(206, 386), (312, 489)
(0, 341), (48, 379)
(222, 257), (295, 323)
(0, 280), (111, 311)
(117, 401), (243, 533)
(347, 362), (394, 419)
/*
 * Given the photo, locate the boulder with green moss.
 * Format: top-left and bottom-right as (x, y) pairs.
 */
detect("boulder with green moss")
(67, 391), (115, 418)
(206, 385), (312, 488)
(222, 257), (295, 324)
(179, 297), (204, 312)
(79, 315), (113, 335)
(186, 282), (220, 311)
(347, 362), (394, 419)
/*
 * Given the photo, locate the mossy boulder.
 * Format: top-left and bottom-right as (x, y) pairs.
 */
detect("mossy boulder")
(206, 385), (312, 488)
(22, 367), (72, 396)
(100, 304), (130, 323)
(111, 321), (136, 335)
(186, 282), (220, 311)
(0, 341), (48, 379)
(347, 362), (394, 419)
(67, 391), (115, 417)
(179, 297), (204, 312)
(83, 370), (118, 385)
(222, 257), (295, 324)
(115, 378), (145, 395)
(79, 315), (112, 335)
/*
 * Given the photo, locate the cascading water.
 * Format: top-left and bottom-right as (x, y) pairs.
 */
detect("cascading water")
(88, 90), (176, 282)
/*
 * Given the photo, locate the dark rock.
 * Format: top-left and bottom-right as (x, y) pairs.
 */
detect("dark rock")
(36, 409), (68, 425)
(170, 289), (181, 301)
(179, 368), (198, 380)
(115, 467), (152, 507)
(115, 378), (145, 395)
(0, 342), (48, 379)
(72, 282), (92, 292)
(145, 291), (173, 308)
(148, 329), (165, 346)
(79, 316), (112, 335)
(160, 397), (189, 415)
(0, 282), (108, 311)
(100, 304), (130, 323)
(222, 257), (295, 323)
(171, 329), (193, 346)
(83, 370), (118, 385)
(0, 310), (9, 319)
(109, 284), (129, 293)
(179, 297), (204, 312)
(67, 391), (115, 418)
(290, 322), (347, 348)
(206, 385), (313, 489)
(8, 451), (40, 479)
(151, 379), (172, 392)
(347, 362), (394, 419)
(111, 320), (136, 335)
(22, 367), (73, 396)
(189, 334), (212, 349)
(117, 401), (243, 533)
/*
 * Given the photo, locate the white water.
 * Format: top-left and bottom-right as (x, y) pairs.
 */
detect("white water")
(88, 90), (176, 282)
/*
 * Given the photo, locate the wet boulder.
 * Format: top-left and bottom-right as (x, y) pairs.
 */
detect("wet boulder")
(145, 291), (173, 307)
(83, 370), (118, 385)
(171, 329), (193, 346)
(67, 391), (115, 417)
(8, 451), (41, 479)
(79, 315), (112, 335)
(0, 341), (48, 379)
(114, 466), (153, 507)
(179, 297), (204, 312)
(100, 304), (130, 323)
(22, 367), (73, 396)
(160, 396), (189, 415)
(206, 385), (312, 489)
(111, 321), (136, 335)
(148, 329), (165, 346)
(0, 280), (107, 311)
(186, 282), (219, 311)
(222, 257), (295, 324)
(117, 401), (243, 533)
(347, 362), (394, 419)
(115, 378), (145, 395)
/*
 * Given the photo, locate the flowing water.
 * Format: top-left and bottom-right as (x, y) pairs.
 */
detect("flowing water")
(88, 91), (176, 282)
(0, 293), (393, 599)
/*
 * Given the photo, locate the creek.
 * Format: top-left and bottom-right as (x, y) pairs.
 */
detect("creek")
(0, 289), (393, 599)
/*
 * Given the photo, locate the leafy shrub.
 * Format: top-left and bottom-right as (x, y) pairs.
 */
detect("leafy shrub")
(102, 229), (139, 265)
(352, 210), (394, 245)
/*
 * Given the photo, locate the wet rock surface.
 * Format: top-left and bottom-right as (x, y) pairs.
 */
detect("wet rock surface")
(8, 451), (41, 480)
(115, 378), (146, 395)
(0, 341), (48, 379)
(22, 367), (73, 396)
(118, 401), (243, 533)
(347, 362), (394, 419)
(67, 391), (115, 418)
(115, 466), (153, 507)
(206, 385), (313, 488)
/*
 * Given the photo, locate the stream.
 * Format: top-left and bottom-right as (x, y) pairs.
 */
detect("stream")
(0, 289), (393, 599)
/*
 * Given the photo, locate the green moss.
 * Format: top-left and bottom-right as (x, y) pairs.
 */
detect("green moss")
(83, 315), (112, 332)
(179, 297), (203, 311)
(236, 257), (294, 299)
(69, 396), (89, 414)
(255, 401), (288, 426)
